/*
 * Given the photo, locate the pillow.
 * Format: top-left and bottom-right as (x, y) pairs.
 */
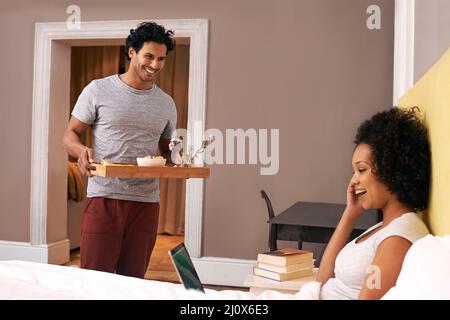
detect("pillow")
(382, 235), (450, 299)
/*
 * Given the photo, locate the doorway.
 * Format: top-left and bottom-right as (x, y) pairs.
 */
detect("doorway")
(30, 20), (208, 265)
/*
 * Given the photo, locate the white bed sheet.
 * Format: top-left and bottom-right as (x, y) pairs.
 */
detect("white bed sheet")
(0, 260), (321, 300)
(4, 234), (448, 300)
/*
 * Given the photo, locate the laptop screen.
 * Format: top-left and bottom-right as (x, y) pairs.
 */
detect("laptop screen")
(169, 243), (205, 293)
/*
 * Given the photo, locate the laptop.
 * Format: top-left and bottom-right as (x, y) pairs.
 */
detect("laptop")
(168, 242), (205, 293)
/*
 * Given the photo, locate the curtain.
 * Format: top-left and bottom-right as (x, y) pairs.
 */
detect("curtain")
(69, 46), (121, 156)
(155, 44), (190, 235)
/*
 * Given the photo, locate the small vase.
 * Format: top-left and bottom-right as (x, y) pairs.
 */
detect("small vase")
(180, 154), (193, 167)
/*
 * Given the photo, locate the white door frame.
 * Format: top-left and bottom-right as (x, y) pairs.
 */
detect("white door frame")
(30, 19), (208, 258)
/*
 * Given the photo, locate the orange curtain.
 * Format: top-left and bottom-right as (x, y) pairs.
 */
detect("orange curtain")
(69, 46), (121, 154)
(155, 44), (190, 235)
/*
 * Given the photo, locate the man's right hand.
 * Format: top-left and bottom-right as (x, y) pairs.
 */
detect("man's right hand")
(77, 147), (95, 177)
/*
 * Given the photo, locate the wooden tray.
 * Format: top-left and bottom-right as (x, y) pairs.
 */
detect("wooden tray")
(91, 164), (210, 179)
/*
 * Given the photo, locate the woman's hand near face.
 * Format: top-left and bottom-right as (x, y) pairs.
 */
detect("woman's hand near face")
(317, 178), (364, 284)
(344, 179), (365, 221)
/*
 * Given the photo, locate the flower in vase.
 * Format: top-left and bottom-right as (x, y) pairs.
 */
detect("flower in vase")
(169, 136), (183, 151)
(170, 135), (214, 166)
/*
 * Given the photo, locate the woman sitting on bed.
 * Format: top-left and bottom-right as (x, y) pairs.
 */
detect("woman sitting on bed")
(317, 107), (430, 300)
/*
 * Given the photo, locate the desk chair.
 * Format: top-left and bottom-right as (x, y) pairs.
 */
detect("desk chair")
(261, 190), (380, 252)
(261, 190), (278, 251)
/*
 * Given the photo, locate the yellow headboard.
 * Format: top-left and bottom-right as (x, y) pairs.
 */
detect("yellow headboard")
(397, 48), (450, 235)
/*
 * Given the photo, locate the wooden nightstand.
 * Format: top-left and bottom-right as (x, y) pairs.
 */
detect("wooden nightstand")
(244, 268), (318, 295)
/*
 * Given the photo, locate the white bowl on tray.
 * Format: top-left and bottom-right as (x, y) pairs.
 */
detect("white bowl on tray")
(136, 157), (167, 167)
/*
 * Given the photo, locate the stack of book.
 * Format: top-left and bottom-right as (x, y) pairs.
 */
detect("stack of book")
(253, 248), (314, 281)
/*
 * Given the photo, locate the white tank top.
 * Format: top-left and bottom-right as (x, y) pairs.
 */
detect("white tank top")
(320, 212), (429, 300)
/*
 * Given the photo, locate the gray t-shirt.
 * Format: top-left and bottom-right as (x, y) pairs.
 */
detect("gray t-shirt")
(71, 74), (177, 202)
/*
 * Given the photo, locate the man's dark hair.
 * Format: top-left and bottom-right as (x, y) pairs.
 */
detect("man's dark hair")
(125, 22), (175, 60)
(354, 107), (431, 212)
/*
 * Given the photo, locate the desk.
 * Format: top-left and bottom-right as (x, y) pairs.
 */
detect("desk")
(268, 202), (380, 251)
(244, 268), (318, 295)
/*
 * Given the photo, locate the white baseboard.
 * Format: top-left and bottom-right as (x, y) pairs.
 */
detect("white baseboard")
(0, 239), (70, 265)
(192, 256), (256, 287)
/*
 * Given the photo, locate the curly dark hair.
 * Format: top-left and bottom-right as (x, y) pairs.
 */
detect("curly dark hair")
(125, 22), (175, 60)
(354, 107), (430, 212)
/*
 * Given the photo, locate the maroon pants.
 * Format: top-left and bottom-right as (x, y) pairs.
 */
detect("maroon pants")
(80, 197), (159, 279)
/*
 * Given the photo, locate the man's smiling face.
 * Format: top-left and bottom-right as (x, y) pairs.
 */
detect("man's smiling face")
(129, 41), (167, 84)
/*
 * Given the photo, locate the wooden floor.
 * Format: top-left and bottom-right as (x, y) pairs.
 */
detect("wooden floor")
(66, 234), (248, 292)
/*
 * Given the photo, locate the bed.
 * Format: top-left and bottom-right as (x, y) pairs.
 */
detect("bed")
(0, 259), (315, 300)
(0, 234), (449, 300)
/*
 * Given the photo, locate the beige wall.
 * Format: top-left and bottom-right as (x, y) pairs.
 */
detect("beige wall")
(0, 0), (394, 259)
(414, 0), (450, 81)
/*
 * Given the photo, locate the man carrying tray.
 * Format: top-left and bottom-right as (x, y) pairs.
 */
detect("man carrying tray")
(63, 22), (177, 278)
